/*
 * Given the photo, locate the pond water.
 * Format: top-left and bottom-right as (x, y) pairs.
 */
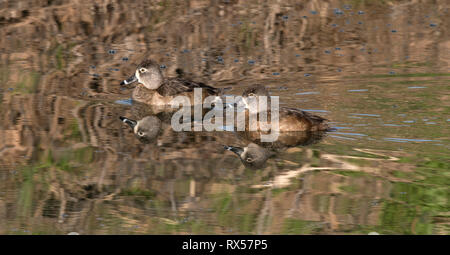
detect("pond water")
(0, 0), (448, 234)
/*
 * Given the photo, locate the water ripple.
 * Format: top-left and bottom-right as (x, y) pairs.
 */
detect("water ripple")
(383, 138), (441, 143)
(295, 92), (319, 95)
(350, 113), (381, 117)
(333, 132), (368, 137)
(348, 89), (368, 92)
(329, 135), (356, 140)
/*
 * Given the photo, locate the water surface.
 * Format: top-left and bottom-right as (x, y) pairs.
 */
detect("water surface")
(0, 0), (449, 234)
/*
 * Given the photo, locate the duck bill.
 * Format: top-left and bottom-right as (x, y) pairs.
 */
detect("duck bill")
(224, 145), (244, 156)
(120, 74), (137, 86)
(120, 116), (137, 129)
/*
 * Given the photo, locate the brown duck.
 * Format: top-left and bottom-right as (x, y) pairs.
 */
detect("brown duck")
(120, 59), (220, 105)
(240, 85), (329, 132)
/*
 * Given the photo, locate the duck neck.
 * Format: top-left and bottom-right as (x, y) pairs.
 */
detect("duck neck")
(245, 98), (272, 114)
(145, 76), (163, 90)
(136, 69), (164, 90)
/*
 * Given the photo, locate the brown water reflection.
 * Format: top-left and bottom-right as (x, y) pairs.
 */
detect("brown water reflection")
(0, 0), (449, 234)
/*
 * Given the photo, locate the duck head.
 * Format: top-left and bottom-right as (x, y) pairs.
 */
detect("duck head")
(120, 59), (164, 90)
(241, 85), (271, 111)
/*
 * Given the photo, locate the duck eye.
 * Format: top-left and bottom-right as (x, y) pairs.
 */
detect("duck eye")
(137, 131), (145, 136)
(246, 157), (254, 162)
(139, 68), (146, 73)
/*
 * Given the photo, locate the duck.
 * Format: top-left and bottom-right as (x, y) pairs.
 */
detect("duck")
(120, 59), (220, 105)
(239, 85), (329, 132)
(224, 129), (326, 168)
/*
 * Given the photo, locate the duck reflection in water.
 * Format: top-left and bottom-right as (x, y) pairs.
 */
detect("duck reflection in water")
(224, 130), (327, 169)
(120, 115), (328, 169)
(118, 110), (239, 150)
(120, 115), (162, 144)
(119, 110), (217, 144)
(224, 143), (274, 169)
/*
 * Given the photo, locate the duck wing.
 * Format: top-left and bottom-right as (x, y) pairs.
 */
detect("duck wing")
(157, 78), (219, 96)
(281, 107), (328, 124)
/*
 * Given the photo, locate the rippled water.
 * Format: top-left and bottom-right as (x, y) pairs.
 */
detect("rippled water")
(0, 0), (449, 234)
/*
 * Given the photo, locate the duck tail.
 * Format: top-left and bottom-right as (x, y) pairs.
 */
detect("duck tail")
(321, 122), (332, 131)
(175, 68), (186, 78)
(321, 121), (339, 132)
